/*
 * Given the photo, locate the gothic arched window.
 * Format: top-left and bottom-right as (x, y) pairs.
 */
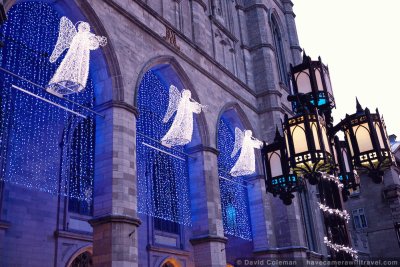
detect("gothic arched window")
(136, 68), (192, 233)
(0, 2), (95, 210)
(217, 117), (252, 240)
(272, 16), (289, 87)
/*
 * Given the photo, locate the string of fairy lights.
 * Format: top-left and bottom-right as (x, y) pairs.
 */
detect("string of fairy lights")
(324, 237), (358, 259)
(218, 118), (252, 240)
(318, 202), (350, 222)
(0, 2), (95, 210)
(136, 70), (191, 226)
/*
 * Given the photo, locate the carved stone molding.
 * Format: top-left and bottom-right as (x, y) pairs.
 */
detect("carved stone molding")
(189, 235), (228, 245)
(95, 100), (139, 118)
(88, 214), (141, 227)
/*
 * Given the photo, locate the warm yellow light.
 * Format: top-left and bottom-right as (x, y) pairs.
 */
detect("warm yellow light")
(353, 123), (373, 153)
(291, 124), (308, 153)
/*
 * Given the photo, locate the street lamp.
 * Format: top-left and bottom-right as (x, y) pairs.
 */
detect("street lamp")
(340, 100), (394, 183)
(262, 128), (301, 205)
(283, 110), (333, 185)
(290, 53), (335, 121)
(262, 53), (394, 260)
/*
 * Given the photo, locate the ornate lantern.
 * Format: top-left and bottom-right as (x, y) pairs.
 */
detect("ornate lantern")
(333, 137), (360, 201)
(283, 110), (334, 185)
(341, 100), (394, 183)
(262, 129), (301, 205)
(290, 53), (335, 120)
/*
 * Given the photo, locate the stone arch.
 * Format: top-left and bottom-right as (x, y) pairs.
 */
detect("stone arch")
(216, 102), (259, 242)
(268, 8), (287, 40)
(158, 256), (182, 267)
(217, 102), (255, 140)
(135, 55), (210, 147)
(216, 101), (263, 189)
(4, 0), (123, 104)
(65, 245), (93, 267)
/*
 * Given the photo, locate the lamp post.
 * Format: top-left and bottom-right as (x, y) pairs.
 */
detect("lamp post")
(262, 52), (394, 261)
(0, 0), (6, 25)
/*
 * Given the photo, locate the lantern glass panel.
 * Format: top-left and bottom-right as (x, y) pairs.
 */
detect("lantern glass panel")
(284, 130), (291, 157)
(342, 148), (351, 172)
(268, 151), (283, 177)
(315, 69), (323, 91)
(375, 123), (385, 149)
(311, 123), (321, 150)
(354, 123), (373, 153)
(346, 130), (354, 156)
(321, 126), (331, 153)
(296, 70), (312, 94)
(291, 124), (308, 153)
(323, 69), (333, 95)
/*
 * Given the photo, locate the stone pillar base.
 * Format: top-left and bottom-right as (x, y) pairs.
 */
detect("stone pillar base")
(89, 215), (141, 267)
(190, 235), (228, 267)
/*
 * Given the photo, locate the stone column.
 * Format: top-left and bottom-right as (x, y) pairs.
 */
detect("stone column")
(247, 175), (276, 253)
(89, 102), (141, 267)
(281, 0), (302, 64)
(188, 145), (227, 267)
(190, 0), (210, 51)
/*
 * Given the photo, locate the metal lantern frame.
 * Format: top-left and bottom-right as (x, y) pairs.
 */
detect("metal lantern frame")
(341, 101), (394, 183)
(333, 137), (360, 200)
(262, 130), (302, 205)
(290, 54), (335, 115)
(283, 110), (334, 185)
(0, 1), (6, 25)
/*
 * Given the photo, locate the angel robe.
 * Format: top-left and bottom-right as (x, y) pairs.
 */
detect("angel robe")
(161, 89), (202, 146)
(230, 129), (262, 177)
(47, 18), (106, 95)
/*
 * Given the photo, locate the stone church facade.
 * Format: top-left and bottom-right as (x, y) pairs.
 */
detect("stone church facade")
(0, 0), (332, 266)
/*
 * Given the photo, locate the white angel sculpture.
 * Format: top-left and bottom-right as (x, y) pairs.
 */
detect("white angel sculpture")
(230, 128), (263, 177)
(161, 85), (205, 147)
(47, 17), (107, 96)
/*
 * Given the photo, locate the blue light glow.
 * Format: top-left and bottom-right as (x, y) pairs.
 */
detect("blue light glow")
(217, 118), (252, 240)
(136, 70), (191, 226)
(0, 2), (95, 208)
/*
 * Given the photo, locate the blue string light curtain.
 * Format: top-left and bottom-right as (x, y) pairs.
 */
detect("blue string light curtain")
(0, 2), (95, 208)
(217, 118), (252, 240)
(136, 70), (191, 226)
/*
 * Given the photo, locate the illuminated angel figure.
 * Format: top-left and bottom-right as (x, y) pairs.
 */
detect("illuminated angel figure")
(230, 128), (263, 177)
(161, 85), (205, 147)
(47, 16), (107, 95)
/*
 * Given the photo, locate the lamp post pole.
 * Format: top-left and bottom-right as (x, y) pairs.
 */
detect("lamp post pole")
(0, 0), (6, 25)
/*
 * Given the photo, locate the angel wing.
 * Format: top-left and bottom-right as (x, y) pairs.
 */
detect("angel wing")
(163, 85), (181, 123)
(231, 127), (244, 158)
(49, 16), (77, 63)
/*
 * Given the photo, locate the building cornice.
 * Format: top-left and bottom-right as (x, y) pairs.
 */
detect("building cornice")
(54, 230), (93, 242)
(147, 244), (191, 256)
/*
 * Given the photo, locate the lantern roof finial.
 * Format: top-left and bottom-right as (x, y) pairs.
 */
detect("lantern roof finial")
(274, 126), (281, 142)
(302, 49), (310, 63)
(356, 97), (363, 113)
